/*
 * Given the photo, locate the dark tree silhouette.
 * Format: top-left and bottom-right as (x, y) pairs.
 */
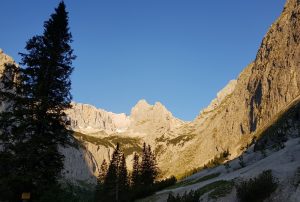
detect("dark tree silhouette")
(131, 152), (141, 188)
(100, 143), (173, 201)
(119, 154), (129, 201)
(141, 143), (159, 186)
(95, 159), (109, 201)
(103, 143), (129, 202)
(99, 159), (109, 183)
(0, 1), (75, 201)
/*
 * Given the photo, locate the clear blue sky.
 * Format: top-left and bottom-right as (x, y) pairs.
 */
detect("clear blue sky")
(0, 0), (286, 120)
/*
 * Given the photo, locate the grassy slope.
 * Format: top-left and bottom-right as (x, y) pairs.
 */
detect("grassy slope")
(73, 131), (143, 156)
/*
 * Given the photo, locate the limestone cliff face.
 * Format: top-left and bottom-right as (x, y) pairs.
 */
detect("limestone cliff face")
(247, 0), (300, 133)
(65, 102), (130, 134)
(158, 0), (300, 176)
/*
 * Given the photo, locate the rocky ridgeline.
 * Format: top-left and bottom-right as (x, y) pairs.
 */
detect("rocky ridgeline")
(159, 0), (300, 176)
(65, 102), (130, 134)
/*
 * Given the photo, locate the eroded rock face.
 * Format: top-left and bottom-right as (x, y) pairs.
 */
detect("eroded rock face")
(65, 102), (130, 134)
(60, 145), (97, 184)
(158, 0), (300, 176)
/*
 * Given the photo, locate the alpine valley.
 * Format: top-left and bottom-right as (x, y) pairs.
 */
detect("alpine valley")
(1, 0), (300, 201)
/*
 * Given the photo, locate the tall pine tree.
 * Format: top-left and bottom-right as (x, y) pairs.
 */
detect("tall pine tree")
(0, 2), (75, 201)
(103, 143), (129, 202)
(141, 143), (159, 186)
(99, 159), (108, 183)
(95, 159), (109, 201)
(148, 144), (159, 184)
(131, 152), (141, 188)
(119, 154), (129, 201)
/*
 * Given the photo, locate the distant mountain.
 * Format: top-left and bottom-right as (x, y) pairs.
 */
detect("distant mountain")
(65, 102), (130, 134)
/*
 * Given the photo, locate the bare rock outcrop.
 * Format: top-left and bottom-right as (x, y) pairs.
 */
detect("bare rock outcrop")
(158, 0), (300, 176)
(65, 102), (130, 134)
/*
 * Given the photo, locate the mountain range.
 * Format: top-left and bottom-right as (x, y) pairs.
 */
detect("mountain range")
(60, 0), (300, 182)
(1, 0), (300, 201)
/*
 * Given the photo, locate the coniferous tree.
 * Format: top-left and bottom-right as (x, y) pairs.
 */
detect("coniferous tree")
(131, 152), (141, 188)
(95, 159), (109, 201)
(119, 154), (129, 201)
(0, 2), (75, 201)
(99, 159), (108, 183)
(0, 63), (22, 201)
(148, 145), (159, 184)
(103, 143), (129, 202)
(141, 142), (149, 186)
(104, 144), (120, 201)
(141, 143), (159, 186)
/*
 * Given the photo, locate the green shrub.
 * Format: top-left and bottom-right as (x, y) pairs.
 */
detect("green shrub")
(208, 180), (234, 199)
(203, 150), (230, 169)
(167, 180), (233, 202)
(131, 176), (177, 200)
(167, 190), (200, 202)
(238, 156), (245, 168)
(169, 173), (221, 189)
(236, 170), (278, 202)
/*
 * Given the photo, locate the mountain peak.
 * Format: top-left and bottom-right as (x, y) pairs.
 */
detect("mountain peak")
(131, 99), (171, 117)
(134, 99), (151, 109)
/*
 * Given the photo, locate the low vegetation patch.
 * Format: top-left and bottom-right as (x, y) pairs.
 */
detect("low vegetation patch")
(177, 150), (230, 180)
(168, 172), (220, 189)
(167, 190), (200, 202)
(192, 172), (221, 185)
(167, 134), (195, 146)
(73, 132), (142, 156)
(208, 180), (234, 200)
(203, 150), (230, 169)
(167, 180), (233, 202)
(236, 170), (278, 202)
(177, 167), (204, 180)
(294, 167), (300, 187)
(132, 176), (177, 200)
